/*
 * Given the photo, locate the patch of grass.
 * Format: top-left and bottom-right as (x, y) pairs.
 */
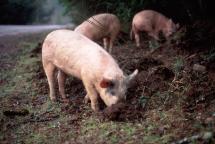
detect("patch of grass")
(79, 117), (140, 143)
(149, 40), (160, 50)
(0, 42), (40, 98)
(172, 57), (184, 75)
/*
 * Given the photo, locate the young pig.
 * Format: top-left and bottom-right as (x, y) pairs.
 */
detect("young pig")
(42, 30), (138, 112)
(130, 10), (179, 47)
(74, 13), (121, 53)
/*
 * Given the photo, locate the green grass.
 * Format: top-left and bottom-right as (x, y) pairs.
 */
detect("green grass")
(172, 57), (184, 74)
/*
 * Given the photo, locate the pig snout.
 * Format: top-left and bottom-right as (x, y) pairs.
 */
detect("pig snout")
(99, 69), (138, 107)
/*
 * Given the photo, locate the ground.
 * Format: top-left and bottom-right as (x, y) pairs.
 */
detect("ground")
(0, 22), (215, 144)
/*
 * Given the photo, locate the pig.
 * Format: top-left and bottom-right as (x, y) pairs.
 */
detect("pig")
(42, 29), (138, 111)
(130, 10), (179, 47)
(74, 13), (121, 53)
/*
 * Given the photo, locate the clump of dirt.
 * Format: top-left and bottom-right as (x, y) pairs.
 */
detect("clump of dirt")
(124, 56), (163, 72)
(98, 102), (126, 121)
(98, 101), (145, 122)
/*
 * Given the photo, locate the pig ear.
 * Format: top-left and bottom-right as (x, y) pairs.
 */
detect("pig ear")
(126, 69), (138, 83)
(100, 78), (112, 88)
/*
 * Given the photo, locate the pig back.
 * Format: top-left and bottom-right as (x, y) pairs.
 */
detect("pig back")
(42, 29), (120, 79)
(133, 10), (169, 32)
(75, 13), (120, 40)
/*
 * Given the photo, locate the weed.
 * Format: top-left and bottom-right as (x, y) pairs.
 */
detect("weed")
(149, 40), (160, 50)
(172, 57), (184, 76)
(138, 95), (148, 108)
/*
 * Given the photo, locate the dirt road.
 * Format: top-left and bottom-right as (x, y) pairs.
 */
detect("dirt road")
(0, 25), (72, 37)
(0, 25), (74, 54)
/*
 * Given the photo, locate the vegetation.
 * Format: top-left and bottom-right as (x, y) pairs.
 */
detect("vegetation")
(0, 0), (69, 24)
(59, 0), (215, 25)
(1, 0), (214, 25)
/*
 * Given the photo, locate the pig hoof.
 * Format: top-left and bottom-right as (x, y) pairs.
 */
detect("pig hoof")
(62, 98), (70, 103)
(84, 95), (90, 104)
(92, 106), (100, 112)
(50, 97), (57, 102)
(84, 98), (90, 104)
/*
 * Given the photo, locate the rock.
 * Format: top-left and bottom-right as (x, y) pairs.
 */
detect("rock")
(193, 64), (206, 72)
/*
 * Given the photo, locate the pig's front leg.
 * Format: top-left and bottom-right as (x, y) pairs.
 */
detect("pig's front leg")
(134, 32), (140, 47)
(57, 70), (67, 100)
(84, 94), (90, 103)
(82, 80), (99, 111)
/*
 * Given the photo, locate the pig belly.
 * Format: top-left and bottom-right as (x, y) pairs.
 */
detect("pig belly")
(52, 56), (82, 79)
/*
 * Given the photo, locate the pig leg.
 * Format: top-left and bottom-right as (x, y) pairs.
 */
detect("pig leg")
(109, 34), (117, 53)
(43, 62), (56, 101)
(103, 38), (109, 51)
(57, 70), (67, 100)
(82, 79), (99, 111)
(132, 25), (140, 47)
(86, 85), (99, 111)
(84, 94), (90, 103)
(134, 32), (140, 47)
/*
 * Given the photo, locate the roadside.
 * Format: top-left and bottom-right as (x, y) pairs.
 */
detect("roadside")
(0, 25), (74, 54)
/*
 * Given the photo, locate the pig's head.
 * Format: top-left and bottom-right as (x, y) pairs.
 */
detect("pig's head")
(164, 19), (179, 38)
(99, 69), (138, 107)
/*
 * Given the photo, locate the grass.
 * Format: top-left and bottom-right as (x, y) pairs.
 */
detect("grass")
(172, 57), (184, 74)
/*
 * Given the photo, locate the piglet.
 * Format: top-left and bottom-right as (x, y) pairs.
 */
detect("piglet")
(42, 30), (138, 111)
(74, 13), (121, 53)
(130, 10), (179, 47)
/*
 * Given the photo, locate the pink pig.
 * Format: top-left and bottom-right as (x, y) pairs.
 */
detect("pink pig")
(130, 10), (179, 47)
(42, 30), (138, 111)
(74, 13), (121, 53)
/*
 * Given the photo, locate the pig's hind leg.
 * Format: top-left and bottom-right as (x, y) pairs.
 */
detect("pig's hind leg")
(134, 32), (140, 47)
(43, 62), (57, 101)
(103, 38), (109, 52)
(57, 70), (67, 100)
